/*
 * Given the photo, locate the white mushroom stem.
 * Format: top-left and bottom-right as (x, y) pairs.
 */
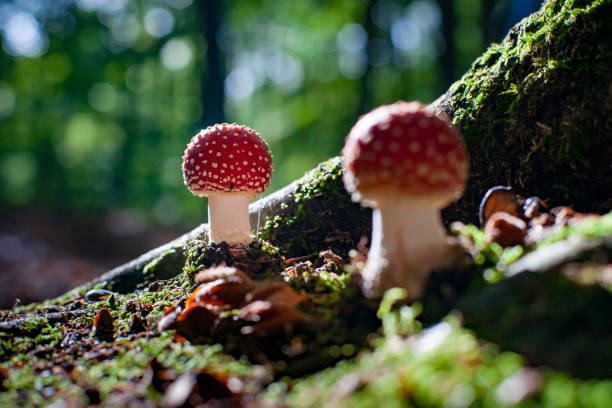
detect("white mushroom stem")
(360, 194), (456, 299)
(206, 192), (255, 244)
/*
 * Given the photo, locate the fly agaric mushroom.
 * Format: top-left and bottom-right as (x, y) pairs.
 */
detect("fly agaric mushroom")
(342, 101), (468, 299)
(182, 124), (272, 244)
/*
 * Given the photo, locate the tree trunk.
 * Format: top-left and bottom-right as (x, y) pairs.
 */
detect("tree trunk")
(431, 0), (612, 223)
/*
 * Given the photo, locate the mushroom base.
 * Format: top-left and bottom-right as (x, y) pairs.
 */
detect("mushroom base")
(207, 192), (256, 245)
(360, 195), (461, 299)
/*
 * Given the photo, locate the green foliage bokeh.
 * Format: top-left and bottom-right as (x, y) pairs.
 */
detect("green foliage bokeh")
(0, 0), (512, 227)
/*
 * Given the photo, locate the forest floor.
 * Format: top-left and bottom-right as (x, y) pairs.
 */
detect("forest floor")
(1, 192), (612, 407)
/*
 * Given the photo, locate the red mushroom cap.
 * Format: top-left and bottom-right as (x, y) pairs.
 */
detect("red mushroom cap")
(182, 124), (272, 197)
(342, 101), (468, 203)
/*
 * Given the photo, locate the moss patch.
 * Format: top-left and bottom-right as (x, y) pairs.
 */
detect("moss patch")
(2, 211), (612, 405)
(259, 158), (371, 258)
(262, 312), (612, 408)
(142, 248), (186, 283)
(439, 0), (612, 223)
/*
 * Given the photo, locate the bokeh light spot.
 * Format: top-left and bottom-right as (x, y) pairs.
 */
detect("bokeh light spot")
(88, 83), (118, 113)
(225, 67), (255, 101)
(160, 39), (193, 70)
(336, 23), (368, 53)
(144, 8), (175, 38)
(2, 11), (47, 57)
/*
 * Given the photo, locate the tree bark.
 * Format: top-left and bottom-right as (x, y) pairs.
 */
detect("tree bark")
(431, 0), (612, 223)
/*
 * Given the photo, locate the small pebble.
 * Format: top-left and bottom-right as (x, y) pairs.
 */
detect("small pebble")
(85, 289), (114, 302)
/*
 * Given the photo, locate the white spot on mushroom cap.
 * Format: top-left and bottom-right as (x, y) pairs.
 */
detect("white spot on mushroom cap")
(425, 145), (438, 158)
(418, 118), (430, 128)
(417, 164), (429, 176)
(437, 132), (451, 144)
(409, 141), (421, 152)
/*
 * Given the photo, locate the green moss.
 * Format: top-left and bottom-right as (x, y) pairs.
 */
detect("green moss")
(286, 268), (352, 294)
(260, 158), (371, 257)
(0, 332), (262, 407)
(441, 0), (612, 221)
(182, 238), (285, 283)
(261, 309), (612, 408)
(142, 248), (186, 283)
(537, 212), (612, 247)
(451, 210), (612, 283)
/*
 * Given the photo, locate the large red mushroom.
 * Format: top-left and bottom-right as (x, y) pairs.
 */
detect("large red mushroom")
(342, 101), (468, 299)
(182, 124), (272, 244)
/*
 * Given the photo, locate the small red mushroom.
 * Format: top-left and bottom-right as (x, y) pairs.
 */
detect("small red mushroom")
(182, 124), (272, 244)
(342, 101), (468, 299)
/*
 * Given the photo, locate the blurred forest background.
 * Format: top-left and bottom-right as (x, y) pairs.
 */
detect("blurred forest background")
(0, 0), (540, 306)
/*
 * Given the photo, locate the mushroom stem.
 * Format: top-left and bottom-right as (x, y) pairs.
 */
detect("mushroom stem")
(361, 195), (454, 299)
(207, 192), (254, 244)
